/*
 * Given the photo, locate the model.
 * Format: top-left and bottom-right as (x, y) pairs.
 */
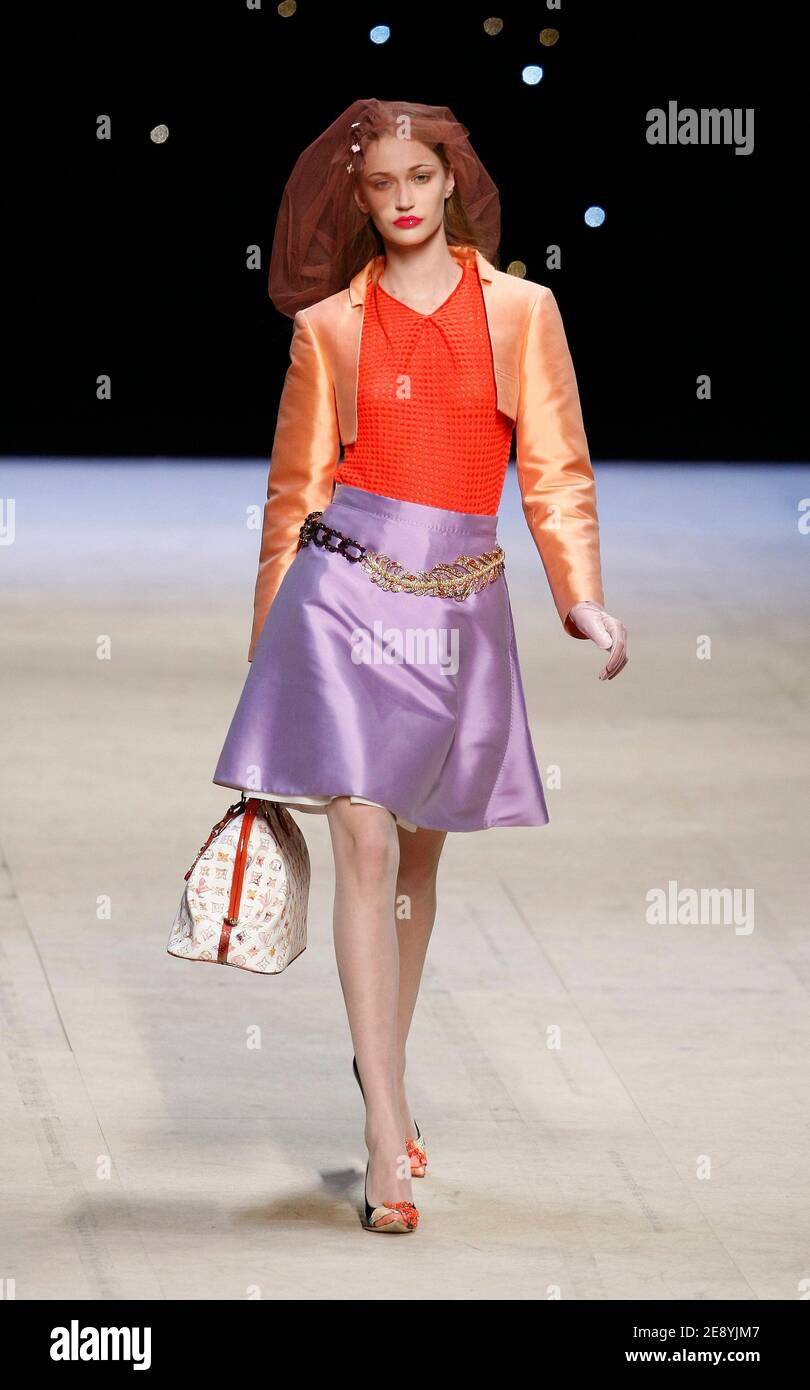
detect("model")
(212, 98), (628, 1233)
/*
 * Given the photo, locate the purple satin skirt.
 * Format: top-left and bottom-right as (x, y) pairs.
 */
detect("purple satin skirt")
(212, 484), (549, 833)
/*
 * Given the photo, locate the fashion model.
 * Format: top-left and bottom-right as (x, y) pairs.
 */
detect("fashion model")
(212, 99), (628, 1233)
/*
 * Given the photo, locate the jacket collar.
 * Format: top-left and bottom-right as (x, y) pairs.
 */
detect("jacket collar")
(348, 243), (495, 307)
(336, 241), (518, 443)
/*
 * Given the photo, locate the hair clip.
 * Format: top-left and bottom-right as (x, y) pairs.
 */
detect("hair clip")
(346, 120), (362, 174)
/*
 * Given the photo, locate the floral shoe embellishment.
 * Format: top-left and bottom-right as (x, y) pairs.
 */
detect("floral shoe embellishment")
(405, 1134), (428, 1172)
(369, 1200), (420, 1230)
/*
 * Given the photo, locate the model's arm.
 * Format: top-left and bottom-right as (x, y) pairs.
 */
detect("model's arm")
(248, 309), (340, 661)
(514, 286), (605, 640)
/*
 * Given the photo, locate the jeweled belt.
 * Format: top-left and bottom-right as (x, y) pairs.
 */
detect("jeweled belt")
(297, 511), (505, 600)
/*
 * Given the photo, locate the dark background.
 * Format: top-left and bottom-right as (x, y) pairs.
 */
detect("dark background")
(2, 0), (801, 460)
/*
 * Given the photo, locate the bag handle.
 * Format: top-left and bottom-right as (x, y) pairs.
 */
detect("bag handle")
(183, 791), (247, 881)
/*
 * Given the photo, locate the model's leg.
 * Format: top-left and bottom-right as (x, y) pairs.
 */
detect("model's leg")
(325, 796), (412, 1221)
(393, 825), (448, 1139)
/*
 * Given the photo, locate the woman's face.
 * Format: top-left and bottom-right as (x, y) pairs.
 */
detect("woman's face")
(354, 134), (454, 250)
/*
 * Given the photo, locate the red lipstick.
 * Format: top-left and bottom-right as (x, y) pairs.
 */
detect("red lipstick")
(394, 216), (423, 228)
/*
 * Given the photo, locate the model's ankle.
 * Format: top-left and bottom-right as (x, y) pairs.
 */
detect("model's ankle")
(364, 1111), (407, 1148)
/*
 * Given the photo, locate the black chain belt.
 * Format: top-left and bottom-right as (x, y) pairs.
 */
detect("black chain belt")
(297, 510), (506, 601)
(298, 512), (368, 562)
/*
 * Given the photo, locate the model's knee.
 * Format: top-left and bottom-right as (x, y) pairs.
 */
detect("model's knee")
(396, 833), (446, 896)
(328, 801), (400, 882)
(343, 828), (399, 885)
(396, 859), (440, 899)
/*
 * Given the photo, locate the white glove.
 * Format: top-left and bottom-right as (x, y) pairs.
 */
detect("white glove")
(568, 601), (629, 681)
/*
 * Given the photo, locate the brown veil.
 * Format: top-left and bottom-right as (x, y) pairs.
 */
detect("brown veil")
(267, 97), (501, 318)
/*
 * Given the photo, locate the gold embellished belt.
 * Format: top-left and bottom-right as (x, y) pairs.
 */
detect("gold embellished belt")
(297, 511), (505, 600)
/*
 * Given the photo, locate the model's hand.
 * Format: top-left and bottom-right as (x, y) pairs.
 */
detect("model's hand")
(568, 601), (628, 681)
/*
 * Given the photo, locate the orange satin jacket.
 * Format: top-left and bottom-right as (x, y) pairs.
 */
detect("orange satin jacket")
(248, 243), (605, 661)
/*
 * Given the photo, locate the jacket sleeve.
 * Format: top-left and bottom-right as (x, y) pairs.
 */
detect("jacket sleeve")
(248, 309), (340, 660)
(514, 286), (605, 639)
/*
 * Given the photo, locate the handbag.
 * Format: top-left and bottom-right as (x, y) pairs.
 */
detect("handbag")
(167, 793), (310, 974)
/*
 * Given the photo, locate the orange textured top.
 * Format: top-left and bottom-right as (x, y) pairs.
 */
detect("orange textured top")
(337, 256), (515, 513)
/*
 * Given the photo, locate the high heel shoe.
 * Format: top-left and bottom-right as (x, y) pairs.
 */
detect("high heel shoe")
(362, 1159), (420, 1232)
(405, 1122), (428, 1179)
(352, 1055), (428, 1177)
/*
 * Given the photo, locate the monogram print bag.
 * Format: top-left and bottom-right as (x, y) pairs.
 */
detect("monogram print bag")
(167, 794), (310, 974)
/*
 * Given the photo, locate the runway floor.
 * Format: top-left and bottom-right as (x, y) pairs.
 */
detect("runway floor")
(1, 459), (808, 1300)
